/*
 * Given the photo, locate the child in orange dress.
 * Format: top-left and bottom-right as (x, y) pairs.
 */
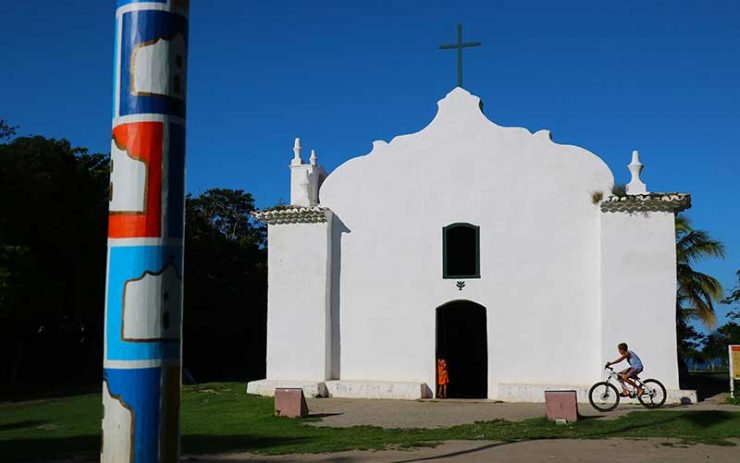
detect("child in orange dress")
(437, 358), (449, 398)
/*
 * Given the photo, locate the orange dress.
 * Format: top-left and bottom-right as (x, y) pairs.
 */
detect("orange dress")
(437, 361), (449, 385)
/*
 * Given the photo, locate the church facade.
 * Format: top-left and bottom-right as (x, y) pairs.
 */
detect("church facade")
(247, 88), (695, 402)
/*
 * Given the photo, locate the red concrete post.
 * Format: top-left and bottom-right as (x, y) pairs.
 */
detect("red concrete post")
(275, 388), (309, 418)
(545, 390), (578, 422)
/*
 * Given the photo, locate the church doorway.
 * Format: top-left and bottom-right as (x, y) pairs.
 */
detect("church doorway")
(436, 301), (487, 399)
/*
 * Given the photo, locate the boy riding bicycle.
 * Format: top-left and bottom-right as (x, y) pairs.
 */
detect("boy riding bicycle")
(605, 342), (644, 397)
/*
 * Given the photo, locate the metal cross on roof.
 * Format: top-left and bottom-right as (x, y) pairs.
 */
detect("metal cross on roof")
(438, 24), (481, 88)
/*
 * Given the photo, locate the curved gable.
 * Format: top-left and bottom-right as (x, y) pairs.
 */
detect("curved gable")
(320, 88), (614, 217)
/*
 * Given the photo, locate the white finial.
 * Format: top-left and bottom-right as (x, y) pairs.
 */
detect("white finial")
(626, 149), (648, 194)
(310, 149), (318, 166)
(291, 137), (302, 166)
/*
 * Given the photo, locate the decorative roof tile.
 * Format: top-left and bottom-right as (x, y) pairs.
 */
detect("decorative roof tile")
(253, 206), (330, 224)
(600, 193), (691, 213)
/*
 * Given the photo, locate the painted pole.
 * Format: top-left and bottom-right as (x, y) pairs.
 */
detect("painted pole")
(102, 1), (188, 461)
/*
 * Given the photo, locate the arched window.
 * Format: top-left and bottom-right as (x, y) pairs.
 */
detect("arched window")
(443, 223), (480, 279)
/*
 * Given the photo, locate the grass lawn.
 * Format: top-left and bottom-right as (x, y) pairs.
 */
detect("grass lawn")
(1, 382), (739, 462)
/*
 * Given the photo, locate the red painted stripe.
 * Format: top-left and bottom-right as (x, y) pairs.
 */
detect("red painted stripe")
(108, 121), (163, 238)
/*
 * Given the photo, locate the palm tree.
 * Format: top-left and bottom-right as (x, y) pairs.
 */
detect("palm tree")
(675, 215), (725, 330)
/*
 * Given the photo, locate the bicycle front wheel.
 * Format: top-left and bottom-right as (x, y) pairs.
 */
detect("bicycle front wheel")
(589, 381), (620, 412)
(638, 379), (667, 409)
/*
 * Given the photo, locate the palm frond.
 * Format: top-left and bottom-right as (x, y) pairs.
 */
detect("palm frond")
(676, 230), (725, 264)
(675, 215), (691, 234)
(677, 266), (724, 301)
(674, 215), (724, 331)
(681, 289), (717, 327)
(677, 307), (703, 324)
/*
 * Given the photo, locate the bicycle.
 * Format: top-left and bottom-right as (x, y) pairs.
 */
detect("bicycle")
(588, 366), (667, 411)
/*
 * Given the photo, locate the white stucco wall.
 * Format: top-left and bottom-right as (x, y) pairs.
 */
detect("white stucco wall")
(265, 219), (333, 381)
(601, 211), (680, 389)
(318, 88), (616, 398)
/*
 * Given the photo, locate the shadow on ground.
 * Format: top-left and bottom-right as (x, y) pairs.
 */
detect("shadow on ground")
(183, 435), (315, 455)
(392, 441), (515, 463)
(0, 436), (100, 463)
(308, 412), (344, 419)
(683, 411), (737, 428)
(682, 372), (728, 401)
(0, 421), (46, 432)
(0, 434), (314, 463)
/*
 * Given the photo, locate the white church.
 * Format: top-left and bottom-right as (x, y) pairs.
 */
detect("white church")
(247, 86), (696, 403)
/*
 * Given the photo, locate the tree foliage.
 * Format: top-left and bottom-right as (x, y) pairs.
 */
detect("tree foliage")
(673, 215), (724, 381)
(703, 322), (740, 360)
(184, 189), (267, 382)
(0, 119), (17, 141)
(698, 270), (740, 361)
(675, 215), (725, 329)
(0, 135), (109, 390)
(0, 128), (267, 393)
(722, 270), (740, 310)
(677, 323), (706, 359)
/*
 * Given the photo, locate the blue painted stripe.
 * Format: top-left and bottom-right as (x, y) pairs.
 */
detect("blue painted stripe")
(105, 245), (183, 362)
(117, 9), (188, 118)
(112, 16), (121, 120)
(105, 367), (162, 463)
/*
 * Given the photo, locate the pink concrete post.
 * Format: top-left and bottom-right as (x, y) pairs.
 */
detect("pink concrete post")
(545, 390), (578, 422)
(274, 388), (309, 418)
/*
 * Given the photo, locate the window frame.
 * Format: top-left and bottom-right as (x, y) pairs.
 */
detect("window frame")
(442, 222), (481, 279)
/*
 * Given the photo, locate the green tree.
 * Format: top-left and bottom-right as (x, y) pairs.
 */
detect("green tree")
(722, 270), (740, 315)
(0, 125), (269, 391)
(183, 189), (267, 382)
(703, 270), (740, 361)
(675, 215), (725, 329)
(0, 135), (109, 390)
(677, 323), (706, 360)
(0, 119), (17, 141)
(703, 322), (740, 360)
(674, 215), (724, 379)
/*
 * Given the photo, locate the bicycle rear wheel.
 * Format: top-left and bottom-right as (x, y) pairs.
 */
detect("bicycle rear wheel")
(589, 381), (620, 411)
(638, 379), (667, 409)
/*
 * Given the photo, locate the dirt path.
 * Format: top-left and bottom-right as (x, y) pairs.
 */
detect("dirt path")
(303, 395), (738, 428)
(188, 396), (739, 462)
(187, 438), (740, 462)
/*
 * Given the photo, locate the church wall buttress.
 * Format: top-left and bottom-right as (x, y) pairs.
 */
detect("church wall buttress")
(600, 211), (680, 390)
(264, 215), (333, 382)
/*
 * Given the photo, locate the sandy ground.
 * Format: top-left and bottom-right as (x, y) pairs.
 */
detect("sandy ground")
(186, 438), (740, 463)
(47, 393), (738, 462)
(301, 394), (739, 428)
(184, 394), (740, 462)
(304, 398), (612, 428)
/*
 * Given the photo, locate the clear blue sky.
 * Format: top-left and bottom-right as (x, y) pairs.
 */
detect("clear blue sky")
(2, 1), (738, 326)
